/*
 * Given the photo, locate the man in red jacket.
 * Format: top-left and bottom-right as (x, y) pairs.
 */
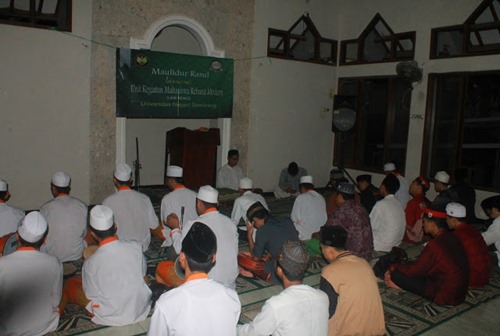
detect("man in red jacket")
(385, 207), (469, 306)
(404, 176), (431, 243)
(446, 202), (491, 288)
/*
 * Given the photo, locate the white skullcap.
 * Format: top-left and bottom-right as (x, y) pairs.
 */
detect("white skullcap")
(434, 171), (450, 184)
(0, 179), (7, 191)
(18, 211), (47, 243)
(384, 163), (396, 171)
(197, 185), (219, 204)
(239, 177), (253, 189)
(166, 165), (183, 178)
(446, 202), (466, 218)
(51, 171), (71, 187)
(114, 163), (132, 181)
(300, 175), (313, 184)
(90, 205), (114, 231)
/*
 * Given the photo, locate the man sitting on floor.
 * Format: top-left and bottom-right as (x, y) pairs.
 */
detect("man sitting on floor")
(231, 177), (268, 226)
(40, 171), (88, 263)
(102, 163), (159, 252)
(238, 240), (329, 336)
(216, 149), (244, 191)
(324, 182), (373, 262)
(291, 175), (327, 241)
(384, 162), (411, 209)
(61, 205), (152, 326)
(161, 185), (239, 289)
(370, 174), (406, 252)
(446, 202), (491, 288)
(160, 165), (197, 256)
(0, 212), (63, 336)
(274, 161), (308, 199)
(431, 171), (459, 211)
(385, 207), (469, 306)
(481, 195), (500, 268)
(238, 202), (298, 283)
(356, 174), (380, 214)
(149, 222), (241, 336)
(404, 176), (431, 243)
(320, 226), (385, 336)
(0, 178), (25, 237)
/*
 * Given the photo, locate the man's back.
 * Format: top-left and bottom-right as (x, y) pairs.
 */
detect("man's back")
(231, 191), (268, 225)
(0, 203), (24, 237)
(103, 188), (158, 252)
(454, 223), (491, 288)
(150, 277), (240, 336)
(326, 199), (373, 261)
(291, 190), (327, 240)
(83, 239), (151, 326)
(0, 249), (63, 336)
(177, 211), (239, 288)
(238, 284), (328, 336)
(370, 195), (405, 252)
(40, 195), (88, 262)
(160, 187), (197, 246)
(321, 254), (385, 336)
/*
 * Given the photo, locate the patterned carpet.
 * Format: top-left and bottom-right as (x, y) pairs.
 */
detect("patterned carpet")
(46, 188), (500, 335)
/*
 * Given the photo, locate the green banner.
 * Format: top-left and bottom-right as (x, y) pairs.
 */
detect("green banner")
(116, 48), (233, 118)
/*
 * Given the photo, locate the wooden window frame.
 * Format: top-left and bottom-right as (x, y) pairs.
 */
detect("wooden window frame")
(430, 0), (500, 59)
(0, 0), (72, 32)
(267, 14), (337, 66)
(339, 13), (416, 65)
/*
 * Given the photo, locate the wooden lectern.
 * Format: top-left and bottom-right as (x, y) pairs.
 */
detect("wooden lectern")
(165, 127), (220, 190)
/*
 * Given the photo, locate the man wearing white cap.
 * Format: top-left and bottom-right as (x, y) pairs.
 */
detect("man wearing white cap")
(384, 162), (411, 209)
(40, 171), (88, 262)
(446, 202), (491, 288)
(0, 178), (25, 237)
(160, 166), (197, 251)
(62, 205), (151, 326)
(431, 171), (459, 211)
(231, 177), (268, 226)
(0, 212), (63, 335)
(216, 149), (244, 190)
(102, 163), (159, 252)
(291, 176), (327, 240)
(162, 185), (239, 288)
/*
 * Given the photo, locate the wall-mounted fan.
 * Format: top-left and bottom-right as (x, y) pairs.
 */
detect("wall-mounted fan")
(396, 60), (423, 83)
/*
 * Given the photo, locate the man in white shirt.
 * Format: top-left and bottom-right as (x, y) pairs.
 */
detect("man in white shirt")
(231, 177), (268, 226)
(291, 176), (327, 240)
(370, 174), (406, 252)
(0, 178), (25, 237)
(216, 149), (244, 190)
(148, 222), (241, 336)
(40, 172), (88, 262)
(0, 212), (63, 336)
(160, 166), (197, 254)
(238, 240), (329, 336)
(159, 185), (239, 289)
(102, 163), (159, 252)
(384, 162), (411, 209)
(274, 162), (308, 199)
(481, 195), (500, 268)
(61, 205), (152, 326)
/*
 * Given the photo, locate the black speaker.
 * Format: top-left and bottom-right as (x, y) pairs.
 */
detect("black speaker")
(332, 95), (357, 132)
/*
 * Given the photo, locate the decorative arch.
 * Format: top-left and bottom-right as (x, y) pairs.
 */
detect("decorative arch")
(117, 15), (230, 168)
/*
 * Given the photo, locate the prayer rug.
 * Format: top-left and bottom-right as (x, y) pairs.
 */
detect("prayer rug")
(46, 189), (500, 335)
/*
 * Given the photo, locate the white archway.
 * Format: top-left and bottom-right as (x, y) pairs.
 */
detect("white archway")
(116, 15), (231, 171)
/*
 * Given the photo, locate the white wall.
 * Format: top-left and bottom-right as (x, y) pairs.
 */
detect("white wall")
(0, 1), (92, 210)
(333, 0), (500, 218)
(249, 0), (337, 190)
